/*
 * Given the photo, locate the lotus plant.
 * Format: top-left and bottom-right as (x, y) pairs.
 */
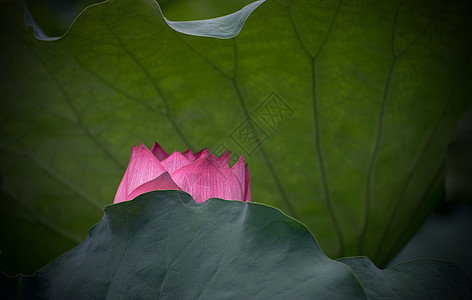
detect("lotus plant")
(114, 142), (251, 204)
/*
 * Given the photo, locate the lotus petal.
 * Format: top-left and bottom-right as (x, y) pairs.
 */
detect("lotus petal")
(126, 172), (182, 201)
(230, 155), (251, 202)
(181, 148), (196, 161)
(171, 151), (243, 203)
(151, 142), (169, 161)
(113, 143), (167, 204)
(113, 147), (137, 203)
(230, 155), (245, 186)
(161, 151), (192, 174)
(216, 151), (230, 168)
(244, 164), (251, 202)
(193, 148), (209, 160)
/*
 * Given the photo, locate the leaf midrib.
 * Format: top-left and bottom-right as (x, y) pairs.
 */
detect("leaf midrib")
(287, 0), (345, 257)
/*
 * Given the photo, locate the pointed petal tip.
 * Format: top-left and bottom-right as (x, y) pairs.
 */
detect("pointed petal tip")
(125, 144), (167, 196)
(138, 142), (150, 152)
(151, 141), (170, 161)
(244, 164), (251, 202)
(161, 150), (192, 174)
(218, 150), (230, 158)
(230, 154), (246, 170)
(216, 151), (230, 168)
(181, 149), (194, 161)
(233, 154), (246, 166)
(195, 148), (210, 159)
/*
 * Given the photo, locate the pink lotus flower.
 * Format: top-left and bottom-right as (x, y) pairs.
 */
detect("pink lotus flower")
(114, 142), (251, 203)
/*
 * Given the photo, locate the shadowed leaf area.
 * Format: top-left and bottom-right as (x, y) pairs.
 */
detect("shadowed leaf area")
(446, 109), (472, 204)
(0, 0), (472, 274)
(1, 190), (471, 299)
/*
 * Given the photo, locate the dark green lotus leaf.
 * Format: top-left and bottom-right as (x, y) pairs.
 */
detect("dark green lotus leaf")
(1, 0), (472, 274)
(1, 191), (470, 299)
(339, 257), (472, 299)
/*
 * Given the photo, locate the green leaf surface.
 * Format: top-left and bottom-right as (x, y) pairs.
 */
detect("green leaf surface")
(1, 0), (472, 274)
(1, 190), (471, 299)
(339, 257), (472, 299)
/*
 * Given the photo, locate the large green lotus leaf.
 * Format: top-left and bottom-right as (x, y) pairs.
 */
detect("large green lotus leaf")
(1, 0), (472, 274)
(1, 190), (470, 299)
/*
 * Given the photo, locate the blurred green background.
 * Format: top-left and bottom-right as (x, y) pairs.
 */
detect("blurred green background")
(14, 0), (472, 278)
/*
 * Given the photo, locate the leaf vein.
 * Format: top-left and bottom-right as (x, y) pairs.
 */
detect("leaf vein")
(395, 2), (450, 57)
(374, 49), (472, 263)
(104, 23), (194, 150)
(58, 43), (168, 116)
(358, 0), (403, 253)
(379, 161), (445, 264)
(24, 40), (128, 172)
(231, 38), (298, 218)
(287, 0), (345, 256)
